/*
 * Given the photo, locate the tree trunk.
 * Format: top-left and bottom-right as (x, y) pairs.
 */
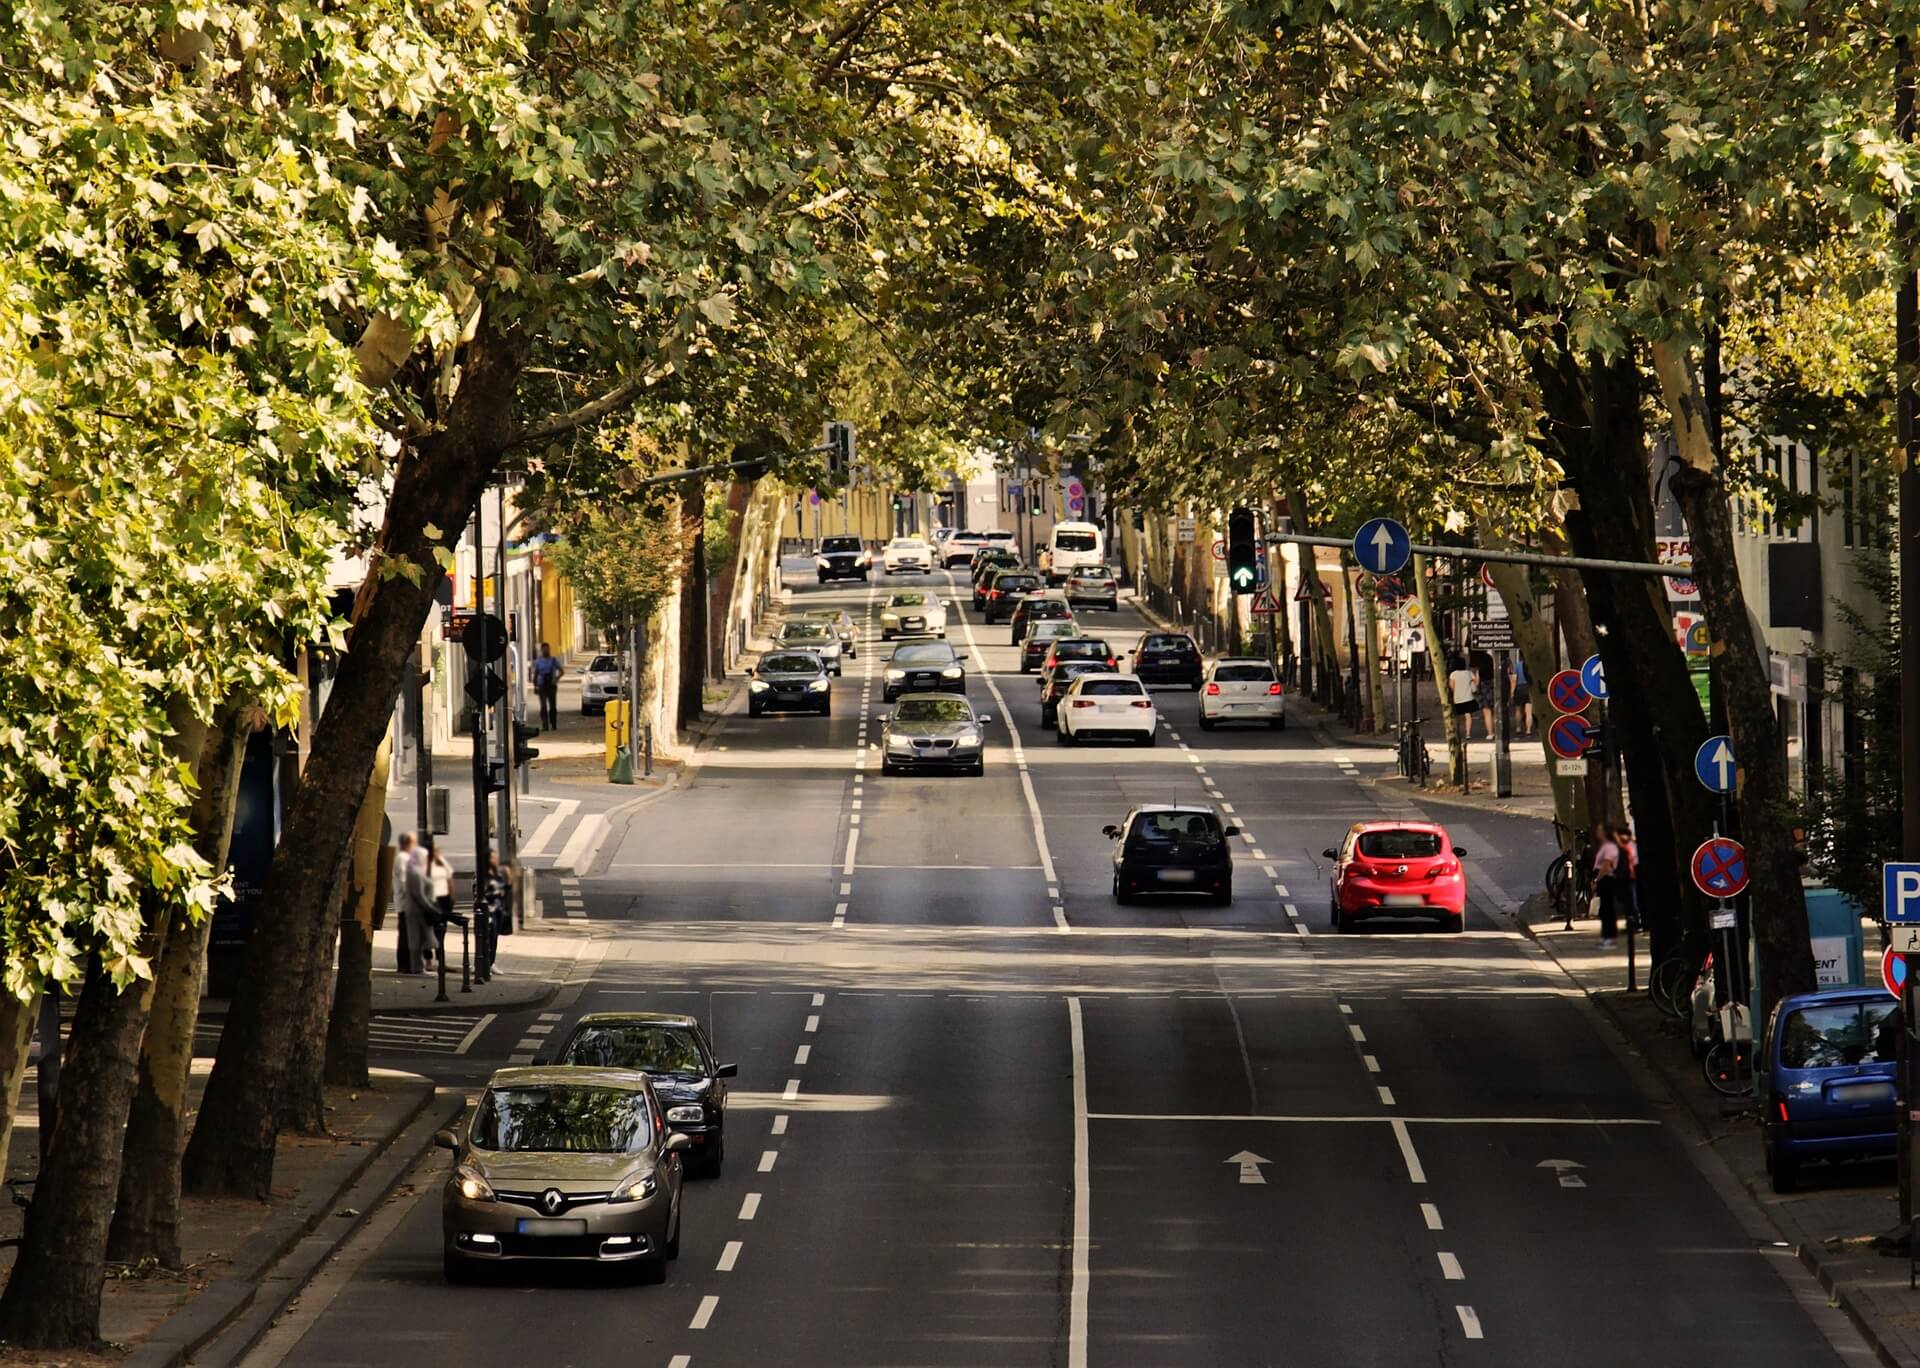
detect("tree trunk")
(0, 993), (38, 1184)
(182, 321), (525, 1200)
(677, 496), (707, 731)
(1652, 339), (1815, 1009)
(0, 930), (167, 1346)
(106, 702), (252, 1268)
(281, 865), (343, 1137)
(1534, 343), (1716, 962)
(326, 738), (393, 1089)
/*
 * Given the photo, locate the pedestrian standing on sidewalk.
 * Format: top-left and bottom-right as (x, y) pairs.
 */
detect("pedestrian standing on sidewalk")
(1448, 655), (1478, 739)
(392, 832), (421, 973)
(1475, 660), (1496, 742)
(1511, 655), (1532, 733)
(427, 846), (456, 962)
(1613, 823), (1640, 933)
(1591, 825), (1622, 948)
(533, 643), (562, 730)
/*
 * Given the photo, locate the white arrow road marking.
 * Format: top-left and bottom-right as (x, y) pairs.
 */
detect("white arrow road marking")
(1226, 1150), (1271, 1185)
(1538, 1158), (1587, 1188)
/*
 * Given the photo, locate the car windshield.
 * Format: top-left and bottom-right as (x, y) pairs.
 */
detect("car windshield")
(761, 653), (821, 673)
(1135, 812), (1222, 842)
(1081, 679), (1143, 696)
(1216, 664), (1275, 682)
(1780, 1003), (1899, 1069)
(894, 698), (974, 723)
(1055, 531), (1099, 551)
(890, 594), (929, 606)
(1357, 830), (1445, 859)
(1073, 572), (1115, 584)
(469, 1085), (652, 1154)
(588, 655), (618, 673)
(561, 1024), (708, 1076)
(782, 625), (831, 641)
(821, 537), (862, 552)
(893, 645), (955, 665)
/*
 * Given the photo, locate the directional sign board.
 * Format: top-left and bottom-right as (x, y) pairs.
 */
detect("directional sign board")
(1547, 669), (1591, 715)
(1579, 654), (1608, 701)
(1548, 715), (1593, 759)
(1882, 863), (1920, 924)
(1691, 837), (1750, 900)
(1694, 736), (1735, 795)
(1352, 517), (1412, 575)
(1468, 619), (1516, 650)
(1884, 946), (1911, 1000)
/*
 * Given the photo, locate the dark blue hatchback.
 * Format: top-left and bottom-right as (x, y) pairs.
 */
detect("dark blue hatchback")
(1760, 987), (1898, 1193)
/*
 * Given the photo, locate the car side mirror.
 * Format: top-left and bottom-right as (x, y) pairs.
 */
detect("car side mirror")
(1223, 825), (1242, 838)
(1322, 848), (1338, 860)
(716, 1062), (738, 1079)
(1102, 824), (1122, 839)
(1453, 846), (1467, 858)
(664, 1133), (692, 1154)
(433, 1128), (460, 1151)
(978, 714), (993, 725)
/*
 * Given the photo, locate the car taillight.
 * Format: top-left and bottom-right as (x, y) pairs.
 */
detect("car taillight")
(1427, 861), (1458, 876)
(1268, 682), (1284, 695)
(1205, 683), (1221, 695)
(988, 589), (1000, 599)
(1129, 699), (1152, 709)
(1071, 700), (1096, 709)
(1106, 657), (1117, 668)
(1774, 1094), (1790, 1122)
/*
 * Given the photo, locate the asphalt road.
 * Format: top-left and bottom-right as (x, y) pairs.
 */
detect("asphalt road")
(245, 565), (1868, 1368)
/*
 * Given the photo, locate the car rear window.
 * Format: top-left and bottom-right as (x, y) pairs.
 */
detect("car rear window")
(1141, 636), (1196, 654)
(1073, 572), (1115, 584)
(1357, 830), (1444, 859)
(1056, 640), (1111, 657)
(996, 575), (1040, 591)
(1215, 664), (1275, 682)
(1055, 531), (1099, 551)
(1081, 679), (1144, 696)
(1027, 601), (1071, 617)
(1780, 1002), (1898, 1069)
(1135, 812), (1222, 842)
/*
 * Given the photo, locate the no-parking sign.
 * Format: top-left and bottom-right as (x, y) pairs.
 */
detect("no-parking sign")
(1690, 837), (1749, 900)
(1547, 669), (1592, 715)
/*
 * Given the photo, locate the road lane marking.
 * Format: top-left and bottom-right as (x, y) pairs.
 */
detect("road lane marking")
(805, 1015), (820, 1033)
(1274, 884), (1288, 896)
(670, 1357), (691, 1368)
(812, 993), (825, 1006)
(718, 1240), (742, 1272)
(840, 882), (851, 896)
(772, 1115), (788, 1135)
(1391, 1119), (1427, 1184)
(738, 1193), (761, 1220)
(758, 1151), (777, 1172)
(1377, 1086), (1396, 1106)
(842, 828), (859, 874)
(1262, 865), (1275, 878)
(453, 1014), (498, 1055)
(1339, 1004), (1353, 1014)
(1068, 997), (1090, 1368)
(783, 1079), (801, 1100)
(849, 813), (861, 826)
(1349, 1024), (1366, 1043)
(949, 585), (1058, 888)
(794, 1045), (811, 1064)
(1363, 1055), (1380, 1073)
(690, 1295), (718, 1329)
(554, 813), (609, 875)
(1054, 904), (1069, 933)
(1456, 1306), (1483, 1339)
(1089, 1113), (1660, 1125)
(520, 798), (581, 858)
(1439, 1252), (1464, 1280)
(832, 903), (847, 930)
(1422, 1203), (1443, 1230)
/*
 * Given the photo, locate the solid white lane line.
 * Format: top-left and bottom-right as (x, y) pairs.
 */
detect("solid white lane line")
(1067, 996), (1090, 1368)
(782, 1079), (800, 1100)
(1456, 1306), (1483, 1339)
(718, 1241), (742, 1272)
(520, 799), (581, 858)
(1089, 1112), (1661, 1126)
(794, 1045), (811, 1064)
(1422, 1202), (1443, 1230)
(772, 1115), (789, 1135)
(758, 1151), (778, 1173)
(949, 590), (1058, 887)
(739, 1193), (761, 1220)
(690, 1295), (718, 1330)
(1349, 1024), (1366, 1043)
(453, 1013), (499, 1055)
(812, 993), (825, 1006)
(1438, 1252), (1464, 1280)
(1378, 1086), (1396, 1106)
(1363, 1055), (1381, 1073)
(1391, 1119), (1428, 1184)
(805, 1015), (820, 1033)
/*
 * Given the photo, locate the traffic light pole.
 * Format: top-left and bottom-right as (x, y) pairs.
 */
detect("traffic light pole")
(460, 510), (490, 1004)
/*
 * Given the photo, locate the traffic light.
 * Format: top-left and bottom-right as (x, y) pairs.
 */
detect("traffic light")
(892, 494), (904, 512)
(1030, 487), (1045, 516)
(513, 719), (541, 766)
(461, 613), (507, 706)
(1227, 507), (1257, 593)
(824, 421), (854, 486)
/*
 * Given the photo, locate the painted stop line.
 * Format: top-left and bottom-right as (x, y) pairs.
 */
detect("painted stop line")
(1547, 669), (1591, 715)
(1690, 837), (1749, 899)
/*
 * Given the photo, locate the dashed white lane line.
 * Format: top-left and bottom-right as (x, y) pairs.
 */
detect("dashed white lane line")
(1339, 1003), (1353, 1015)
(1422, 1203), (1443, 1230)
(1349, 1024), (1367, 1043)
(1456, 1306), (1484, 1339)
(832, 902), (847, 930)
(1220, 803), (1235, 814)
(1274, 883), (1289, 897)
(772, 1115), (789, 1135)
(794, 1044), (811, 1065)
(739, 1193), (761, 1220)
(718, 1240), (743, 1272)
(842, 828), (860, 874)
(1363, 1055), (1381, 1073)
(839, 882), (851, 896)
(690, 1295), (719, 1330)
(805, 1015), (820, 1033)
(811, 992), (825, 1006)
(1438, 1251), (1464, 1280)
(757, 1150), (778, 1173)
(1390, 1119), (1428, 1184)
(1053, 904), (1070, 933)
(670, 1357), (691, 1368)
(782, 1079), (801, 1101)
(1377, 1086), (1397, 1106)
(1262, 865), (1276, 878)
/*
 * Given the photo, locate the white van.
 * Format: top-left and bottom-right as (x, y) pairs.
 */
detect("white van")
(1044, 521), (1105, 583)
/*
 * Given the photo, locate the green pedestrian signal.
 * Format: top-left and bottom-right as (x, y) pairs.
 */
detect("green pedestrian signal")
(1227, 507), (1258, 594)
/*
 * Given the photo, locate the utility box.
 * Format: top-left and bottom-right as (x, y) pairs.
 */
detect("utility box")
(1804, 886), (1866, 988)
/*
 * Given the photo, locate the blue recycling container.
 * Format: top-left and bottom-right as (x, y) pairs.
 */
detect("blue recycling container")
(1802, 887), (1866, 989)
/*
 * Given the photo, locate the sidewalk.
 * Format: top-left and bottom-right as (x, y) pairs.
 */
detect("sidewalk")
(1, 1065), (448, 1368)
(368, 916), (598, 1014)
(1293, 694), (1559, 821)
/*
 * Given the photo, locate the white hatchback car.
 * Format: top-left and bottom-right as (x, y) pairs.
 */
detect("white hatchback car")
(880, 591), (948, 640)
(1056, 672), (1157, 746)
(1199, 658), (1286, 730)
(882, 537), (933, 574)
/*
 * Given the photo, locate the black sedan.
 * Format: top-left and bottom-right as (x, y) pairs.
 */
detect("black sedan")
(1105, 804), (1239, 906)
(883, 641), (968, 702)
(1039, 660), (1116, 729)
(980, 570), (1044, 621)
(748, 651), (833, 716)
(542, 1011), (737, 1177)
(1129, 632), (1204, 689)
(879, 693), (992, 776)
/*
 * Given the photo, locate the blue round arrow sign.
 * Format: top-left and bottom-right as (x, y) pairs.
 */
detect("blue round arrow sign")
(1694, 735), (1735, 794)
(1353, 517), (1412, 576)
(1579, 653), (1608, 700)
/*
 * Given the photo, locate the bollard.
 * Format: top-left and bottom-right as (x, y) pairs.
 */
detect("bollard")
(461, 911), (472, 993)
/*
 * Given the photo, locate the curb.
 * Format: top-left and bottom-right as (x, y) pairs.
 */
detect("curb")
(1507, 903), (1909, 1368)
(125, 1071), (439, 1368)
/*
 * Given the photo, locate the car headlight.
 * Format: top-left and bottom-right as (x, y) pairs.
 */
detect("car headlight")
(886, 734), (914, 752)
(750, 680), (768, 692)
(957, 728), (982, 747)
(816, 557), (830, 567)
(941, 667), (962, 678)
(610, 1171), (658, 1203)
(807, 679), (830, 692)
(886, 668), (905, 680)
(666, 1105), (705, 1124)
(455, 1166), (494, 1202)
(881, 613), (899, 624)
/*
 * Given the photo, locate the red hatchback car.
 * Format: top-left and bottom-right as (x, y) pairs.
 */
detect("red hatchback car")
(1324, 821), (1467, 933)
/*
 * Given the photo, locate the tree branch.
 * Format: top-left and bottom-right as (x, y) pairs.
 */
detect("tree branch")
(508, 375), (650, 448)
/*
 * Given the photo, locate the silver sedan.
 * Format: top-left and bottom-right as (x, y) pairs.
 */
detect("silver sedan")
(879, 693), (992, 776)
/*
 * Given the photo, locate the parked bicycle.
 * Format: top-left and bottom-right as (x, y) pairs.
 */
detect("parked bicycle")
(1544, 819), (1593, 930)
(1396, 721), (1431, 785)
(1648, 947), (1700, 1019)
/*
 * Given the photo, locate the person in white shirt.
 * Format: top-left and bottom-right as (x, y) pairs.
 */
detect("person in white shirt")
(1448, 657), (1478, 738)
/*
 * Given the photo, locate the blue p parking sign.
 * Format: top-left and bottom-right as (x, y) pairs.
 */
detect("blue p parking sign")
(1884, 864), (1920, 924)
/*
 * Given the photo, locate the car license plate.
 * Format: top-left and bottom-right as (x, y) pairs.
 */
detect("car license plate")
(1383, 894), (1426, 907)
(1158, 869), (1197, 883)
(515, 1217), (588, 1235)
(1832, 1082), (1892, 1104)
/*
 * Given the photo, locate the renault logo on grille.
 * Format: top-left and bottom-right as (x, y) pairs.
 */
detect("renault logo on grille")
(540, 1188), (565, 1216)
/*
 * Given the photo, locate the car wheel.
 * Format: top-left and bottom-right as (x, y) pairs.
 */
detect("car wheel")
(443, 1251), (477, 1285)
(1215, 884), (1233, 907)
(748, 704), (763, 718)
(635, 1252), (668, 1285)
(970, 761), (985, 776)
(1446, 912), (1465, 933)
(1040, 713), (1055, 730)
(1271, 716), (1286, 730)
(883, 630), (892, 641)
(834, 665), (843, 677)
(664, 1195), (682, 1259)
(1113, 874), (1132, 905)
(1198, 715), (1215, 731)
(1190, 680), (1203, 692)
(1056, 724), (1072, 746)
(859, 572), (868, 581)
(819, 701), (832, 717)
(1335, 908), (1352, 934)
(1768, 1146), (1798, 1193)
(817, 575), (827, 584)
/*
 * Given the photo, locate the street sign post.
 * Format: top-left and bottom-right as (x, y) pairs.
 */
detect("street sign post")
(1468, 620), (1515, 650)
(1548, 715), (1593, 759)
(1547, 669), (1592, 715)
(1691, 837), (1751, 900)
(1884, 864), (1920, 923)
(1579, 653), (1608, 701)
(1352, 517), (1412, 575)
(1694, 736), (1736, 795)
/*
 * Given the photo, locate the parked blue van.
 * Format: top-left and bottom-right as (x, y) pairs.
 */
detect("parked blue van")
(1760, 987), (1898, 1193)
